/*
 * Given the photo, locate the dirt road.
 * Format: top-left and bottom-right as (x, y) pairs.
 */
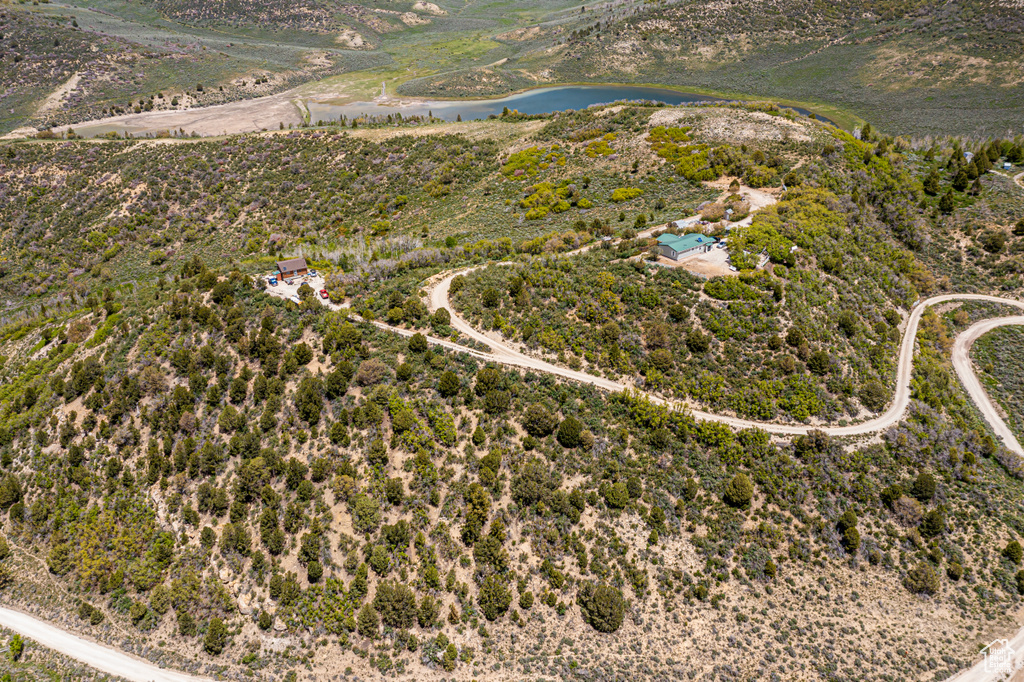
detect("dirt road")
(4, 196), (1024, 682)
(4, 286), (1024, 681)
(950, 316), (1024, 456)
(0, 607), (215, 682)
(425, 269), (1024, 442)
(990, 170), (1024, 193)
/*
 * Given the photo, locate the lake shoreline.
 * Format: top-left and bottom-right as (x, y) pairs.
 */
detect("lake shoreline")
(390, 80), (856, 128)
(309, 84), (836, 127)
(48, 83), (845, 139)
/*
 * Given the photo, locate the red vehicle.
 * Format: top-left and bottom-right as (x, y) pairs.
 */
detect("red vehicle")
(319, 289), (329, 299)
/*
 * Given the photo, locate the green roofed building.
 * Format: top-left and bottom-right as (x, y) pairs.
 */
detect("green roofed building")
(657, 233), (718, 260)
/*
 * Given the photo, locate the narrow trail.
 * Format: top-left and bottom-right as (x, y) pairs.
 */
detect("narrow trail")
(772, 31), (856, 69)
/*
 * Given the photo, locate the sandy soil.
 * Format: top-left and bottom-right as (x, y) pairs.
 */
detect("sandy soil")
(54, 90), (305, 137)
(37, 72), (81, 115)
(400, 12), (430, 25)
(336, 28), (366, 48)
(412, 1), (446, 14)
(0, 127), (40, 140)
(497, 25), (543, 41)
(707, 177), (780, 212)
(648, 107), (815, 143)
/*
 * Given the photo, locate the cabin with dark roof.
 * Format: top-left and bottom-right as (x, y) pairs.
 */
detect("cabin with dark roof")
(276, 257), (308, 278)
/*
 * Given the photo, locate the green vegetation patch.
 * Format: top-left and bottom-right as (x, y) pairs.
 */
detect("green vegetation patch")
(501, 145), (567, 178)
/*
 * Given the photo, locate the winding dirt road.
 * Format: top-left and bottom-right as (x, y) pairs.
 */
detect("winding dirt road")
(6, 204), (1024, 682)
(950, 316), (1024, 457)
(421, 272), (1024, 682)
(4, 290), (1024, 682)
(425, 271), (1024, 445)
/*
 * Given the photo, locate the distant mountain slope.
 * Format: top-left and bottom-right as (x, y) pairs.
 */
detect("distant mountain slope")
(3, 0), (1023, 142)
(400, 0), (1024, 135)
(0, 2), (387, 134)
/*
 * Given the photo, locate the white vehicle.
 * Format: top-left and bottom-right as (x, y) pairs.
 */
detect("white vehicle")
(289, 294), (301, 303)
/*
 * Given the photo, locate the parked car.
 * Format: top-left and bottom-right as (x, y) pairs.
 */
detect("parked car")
(285, 278), (294, 285)
(268, 277), (278, 286)
(289, 294), (300, 303)
(319, 289), (329, 299)
(309, 270), (318, 277)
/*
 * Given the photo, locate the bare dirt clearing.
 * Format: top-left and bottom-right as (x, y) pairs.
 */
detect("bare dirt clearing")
(649, 107), (816, 143)
(412, 1), (446, 15)
(400, 12), (430, 26)
(54, 90), (305, 137)
(36, 73), (81, 116)
(707, 177), (780, 211)
(336, 28), (367, 48)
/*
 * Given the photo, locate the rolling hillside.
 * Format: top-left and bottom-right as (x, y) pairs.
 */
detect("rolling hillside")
(0, 106), (1023, 680)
